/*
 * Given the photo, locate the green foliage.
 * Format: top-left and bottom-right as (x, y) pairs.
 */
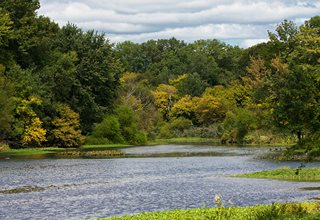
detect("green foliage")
(115, 105), (147, 145)
(171, 73), (206, 97)
(0, 67), (14, 139)
(158, 118), (193, 139)
(270, 59), (317, 137)
(0, 0), (318, 153)
(92, 115), (124, 144)
(90, 105), (147, 145)
(0, 0), (59, 67)
(223, 109), (257, 144)
(52, 24), (121, 133)
(170, 117), (193, 131)
(236, 167), (320, 181)
(104, 202), (320, 220)
(51, 104), (84, 148)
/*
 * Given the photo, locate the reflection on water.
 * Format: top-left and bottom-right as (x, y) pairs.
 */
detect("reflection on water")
(0, 145), (319, 220)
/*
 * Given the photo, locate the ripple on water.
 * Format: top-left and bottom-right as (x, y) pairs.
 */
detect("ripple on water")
(0, 145), (320, 219)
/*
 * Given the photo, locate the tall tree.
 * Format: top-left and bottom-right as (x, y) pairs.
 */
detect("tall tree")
(52, 24), (122, 132)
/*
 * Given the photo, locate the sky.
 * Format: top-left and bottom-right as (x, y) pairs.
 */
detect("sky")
(38, 0), (320, 48)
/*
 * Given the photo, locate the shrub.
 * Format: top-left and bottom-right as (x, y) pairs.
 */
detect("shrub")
(170, 117), (193, 132)
(0, 142), (10, 152)
(158, 123), (173, 139)
(115, 105), (147, 145)
(223, 108), (257, 144)
(51, 104), (84, 148)
(91, 115), (125, 144)
(90, 105), (148, 145)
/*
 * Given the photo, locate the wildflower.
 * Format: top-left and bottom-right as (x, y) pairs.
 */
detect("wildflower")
(214, 194), (222, 207)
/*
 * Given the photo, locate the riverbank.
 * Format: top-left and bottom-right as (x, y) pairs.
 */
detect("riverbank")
(0, 138), (225, 159)
(0, 144), (131, 159)
(0, 138), (295, 159)
(234, 167), (320, 181)
(103, 202), (320, 220)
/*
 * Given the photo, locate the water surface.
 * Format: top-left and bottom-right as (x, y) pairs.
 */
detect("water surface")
(0, 145), (319, 219)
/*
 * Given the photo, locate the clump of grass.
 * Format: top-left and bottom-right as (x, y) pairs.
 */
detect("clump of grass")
(101, 202), (320, 220)
(234, 167), (320, 181)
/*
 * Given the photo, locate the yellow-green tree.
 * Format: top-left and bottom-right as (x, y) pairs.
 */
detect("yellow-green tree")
(152, 84), (177, 120)
(51, 104), (84, 148)
(195, 94), (227, 125)
(170, 95), (199, 120)
(15, 96), (47, 147)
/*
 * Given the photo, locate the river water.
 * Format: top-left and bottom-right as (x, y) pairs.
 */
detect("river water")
(0, 144), (319, 219)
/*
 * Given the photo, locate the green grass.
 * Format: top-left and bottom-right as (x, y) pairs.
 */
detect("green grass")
(0, 147), (65, 157)
(101, 202), (320, 220)
(234, 167), (320, 181)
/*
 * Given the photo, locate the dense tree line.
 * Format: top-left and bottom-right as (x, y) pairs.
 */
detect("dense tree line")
(0, 1), (319, 156)
(0, 0), (120, 148)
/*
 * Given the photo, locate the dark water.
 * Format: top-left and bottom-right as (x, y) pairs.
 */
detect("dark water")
(0, 145), (320, 219)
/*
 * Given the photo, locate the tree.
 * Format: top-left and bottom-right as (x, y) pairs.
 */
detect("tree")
(0, 10), (14, 66)
(195, 94), (227, 126)
(0, 66), (14, 141)
(270, 58), (317, 140)
(268, 19), (298, 59)
(91, 115), (124, 144)
(53, 24), (122, 132)
(14, 96), (47, 147)
(152, 84), (178, 120)
(115, 105), (147, 144)
(51, 104), (84, 148)
(0, 0), (59, 67)
(40, 51), (78, 104)
(223, 108), (257, 144)
(170, 73), (206, 97)
(170, 95), (198, 121)
(268, 17), (320, 141)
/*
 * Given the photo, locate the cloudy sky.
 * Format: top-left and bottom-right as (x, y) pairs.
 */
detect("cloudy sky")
(38, 0), (320, 48)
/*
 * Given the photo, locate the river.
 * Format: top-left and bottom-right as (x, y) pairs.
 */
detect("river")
(0, 144), (319, 219)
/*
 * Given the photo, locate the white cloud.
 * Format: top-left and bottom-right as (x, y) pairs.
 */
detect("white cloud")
(240, 39), (269, 48)
(38, 0), (320, 47)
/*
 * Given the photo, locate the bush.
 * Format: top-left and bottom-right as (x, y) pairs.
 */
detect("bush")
(90, 105), (148, 145)
(158, 123), (173, 139)
(91, 115), (125, 144)
(158, 118), (193, 139)
(115, 105), (147, 145)
(170, 117), (193, 132)
(132, 131), (148, 145)
(51, 104), (84, 148)
(0, 142), (10, 152)
(223, 109), (257, 144)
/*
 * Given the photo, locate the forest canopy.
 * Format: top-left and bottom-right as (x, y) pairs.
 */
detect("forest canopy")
(0, 1), (319, 156)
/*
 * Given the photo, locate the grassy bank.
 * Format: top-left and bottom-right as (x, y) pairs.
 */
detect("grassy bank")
(234, 167), (320, 181)
(0, 144), (131, 159)
(0, 147), (64, 158)
(102, 202), (320, 220)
